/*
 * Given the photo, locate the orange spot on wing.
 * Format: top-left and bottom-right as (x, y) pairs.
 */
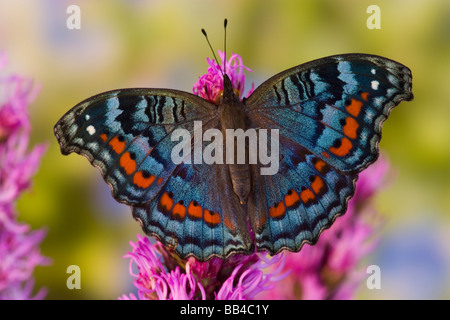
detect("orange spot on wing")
(160, 192), (174, 212)
(133, 171), (155, 188)
(346, 98), (363, 117)
(284, 190), (300, 208)
(99, 133), (107, 142)
(314, 159), (327, 173)
(343, 117), (359, 139)
(322, 151), (330, 159)
(300, 188), (315, 204)
(310, 175), (325, 195)
(204, 209), (221, 226)
(269, 201), (286, 219)
(109, 135), (126, 154)
(187, 201), (203, 220)
(172, 202), (186, 220)
(157, 177), (163, 184)
(329, 137), (353, 157)
(119, 152), (136, 175)
(361, 92), (369, 101)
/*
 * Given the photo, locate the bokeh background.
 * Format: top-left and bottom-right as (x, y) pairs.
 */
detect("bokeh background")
(0, 0), (449, 299)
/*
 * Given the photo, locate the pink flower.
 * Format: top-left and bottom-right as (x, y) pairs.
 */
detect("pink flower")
(119, 235), (202, 300)
(120, 235), (284, 300)
(193, 50), (254, 103)
(0, 52), (50, 300)
(215, 254), (286, 300)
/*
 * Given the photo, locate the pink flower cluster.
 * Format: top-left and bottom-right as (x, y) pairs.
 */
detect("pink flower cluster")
(193, 50), (254, 103)
(119, 235), (285, 300)
(0, 52), (50, 299)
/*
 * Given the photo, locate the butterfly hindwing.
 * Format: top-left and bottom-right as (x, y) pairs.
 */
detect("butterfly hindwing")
(248, 139), (357, 255)
(133, 152), (254, 260)
(245, 53), (413, 174)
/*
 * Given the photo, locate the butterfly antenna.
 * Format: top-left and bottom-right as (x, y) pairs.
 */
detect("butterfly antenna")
(223, 18), (228, 75)
(201, 28), (223, 76)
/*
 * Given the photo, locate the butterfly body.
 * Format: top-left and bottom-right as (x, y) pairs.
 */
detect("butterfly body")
(54, 53), (413, 261)
(219, 75), (252, 204)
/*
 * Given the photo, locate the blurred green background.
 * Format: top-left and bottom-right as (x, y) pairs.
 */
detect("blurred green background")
(1, 0), (449, 299)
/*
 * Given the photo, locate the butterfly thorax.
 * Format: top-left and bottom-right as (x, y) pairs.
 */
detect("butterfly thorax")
(219, 75), (251, 205)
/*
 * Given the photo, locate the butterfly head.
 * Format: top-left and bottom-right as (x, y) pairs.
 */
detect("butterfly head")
(193, 54), (248, 106)
(197, 20), (253, 106)
(215, 74), (241, 105)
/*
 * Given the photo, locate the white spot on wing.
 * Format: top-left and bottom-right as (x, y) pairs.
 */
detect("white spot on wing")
(87, 125), (96, 135)
(371, 68), (376, 75)
(85, 114), (90, 120)
(371, 80), (379, 90)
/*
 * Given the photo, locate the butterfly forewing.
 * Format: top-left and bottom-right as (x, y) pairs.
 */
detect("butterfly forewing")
(54, 88), (217, 205)
(245, 53), (413, 174)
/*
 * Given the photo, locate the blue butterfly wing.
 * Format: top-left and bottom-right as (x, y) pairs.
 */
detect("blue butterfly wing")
(247, 140), (357, 254)
(244, 54), (412, 254)
(245, 54), (413, 173)
(55, 88), (216, 205)
(54, 89), (253, 260)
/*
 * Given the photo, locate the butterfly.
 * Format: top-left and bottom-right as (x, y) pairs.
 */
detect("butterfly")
(54, 53), (413, 261)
